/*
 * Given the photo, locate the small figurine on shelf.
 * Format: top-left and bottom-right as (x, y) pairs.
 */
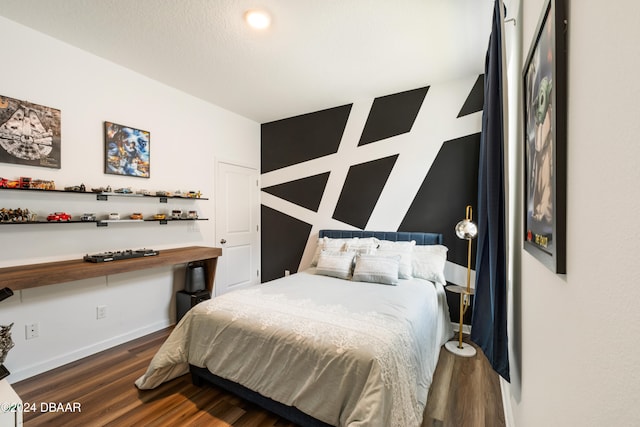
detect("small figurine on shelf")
(130, 213), (143, 220)
(187, 210), (198, 219)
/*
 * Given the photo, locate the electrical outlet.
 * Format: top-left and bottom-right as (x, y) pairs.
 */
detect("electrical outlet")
(25, 323), (39, 340)
(97, 305), (107, 319)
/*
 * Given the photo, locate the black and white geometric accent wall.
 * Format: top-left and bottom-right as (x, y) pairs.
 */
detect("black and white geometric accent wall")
(261, 75), (484, 283)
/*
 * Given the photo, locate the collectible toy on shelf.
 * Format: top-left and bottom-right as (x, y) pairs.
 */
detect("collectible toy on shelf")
(108, 213), (120, 220)
(130, 213), (143, 220)
(1, 208), (35, 222)
(1, 177), (55, 190)
(19, 177), (31, 188)
(46, 212), (72, 222)
(80, 213), (96, 222)
(64, 184), (86, 192)
(0, 179), (20, 188)
(92, 185), (112, 193)
(153, 213), (166, 220)
(30, 179), (55, 190)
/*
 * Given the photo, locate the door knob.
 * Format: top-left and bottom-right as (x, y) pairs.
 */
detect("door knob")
(220, 239), (227, 244)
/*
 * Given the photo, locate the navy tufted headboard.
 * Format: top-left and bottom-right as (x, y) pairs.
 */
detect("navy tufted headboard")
(318, 230), (443, 246)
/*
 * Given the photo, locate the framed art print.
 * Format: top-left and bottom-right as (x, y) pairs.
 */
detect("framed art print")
(104, 121), (150, 178)
(0, 95), (61, 169)
(523, 0), (567, 274)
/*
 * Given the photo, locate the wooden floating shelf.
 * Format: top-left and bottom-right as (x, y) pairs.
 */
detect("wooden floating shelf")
(0, 246), (222, 293)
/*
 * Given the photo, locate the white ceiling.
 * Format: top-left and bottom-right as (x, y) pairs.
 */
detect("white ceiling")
(0, 0), (493, 123)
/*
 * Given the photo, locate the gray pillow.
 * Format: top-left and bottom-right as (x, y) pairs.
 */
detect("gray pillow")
(352, 254), (401, 285)
(315, 250), (356, 279)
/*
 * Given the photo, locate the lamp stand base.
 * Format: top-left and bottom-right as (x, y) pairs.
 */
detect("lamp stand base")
(445, 340), (477, 358)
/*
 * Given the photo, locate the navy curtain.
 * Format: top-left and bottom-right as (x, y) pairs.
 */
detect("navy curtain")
(470, 0), (510, 382)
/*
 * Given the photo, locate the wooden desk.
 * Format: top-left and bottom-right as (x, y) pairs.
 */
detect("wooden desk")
(0, 379), (22, 426)
(0, 246), (222, 294)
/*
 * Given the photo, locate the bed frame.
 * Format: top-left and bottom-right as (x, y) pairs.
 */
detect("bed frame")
(190, 230), (443, 427)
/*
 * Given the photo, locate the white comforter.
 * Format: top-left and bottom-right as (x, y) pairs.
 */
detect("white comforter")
(135, 269), (452, 426)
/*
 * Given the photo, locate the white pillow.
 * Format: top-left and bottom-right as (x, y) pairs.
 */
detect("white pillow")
(310, 237), (348, 266)
(315, 250), (356, 279)
(375, 240), (415, 279)
(344, 237), (379, 256)
(412, 245), (448, 285)
(352, 254), (400, 285)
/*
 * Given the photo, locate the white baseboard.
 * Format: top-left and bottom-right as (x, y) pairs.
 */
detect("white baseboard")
(7, 320), (172, 384)
(500, 376), (515, 427)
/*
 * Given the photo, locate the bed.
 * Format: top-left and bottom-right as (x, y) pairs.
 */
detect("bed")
(135, 230), (453, 427)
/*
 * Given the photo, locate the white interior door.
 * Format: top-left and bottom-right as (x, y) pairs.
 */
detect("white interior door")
(215, 161), (260, 296)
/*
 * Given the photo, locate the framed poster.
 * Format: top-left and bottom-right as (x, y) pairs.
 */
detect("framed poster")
(523, 0), (567, 274)
(0, 95), (61, 168)
(104, 121), (150, 178)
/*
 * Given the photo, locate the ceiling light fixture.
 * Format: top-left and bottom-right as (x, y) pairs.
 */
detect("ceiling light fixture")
(244, 9), (271, 30)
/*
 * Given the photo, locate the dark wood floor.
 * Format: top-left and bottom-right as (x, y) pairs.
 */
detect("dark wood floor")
(12, 327), (504, 426)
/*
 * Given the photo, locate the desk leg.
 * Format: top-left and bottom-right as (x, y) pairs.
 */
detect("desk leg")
(203, 257), (218, 295)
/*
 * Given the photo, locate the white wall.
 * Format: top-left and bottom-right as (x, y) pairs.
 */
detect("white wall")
(0, 17), (259, 382)
(505, 1), (640, 425)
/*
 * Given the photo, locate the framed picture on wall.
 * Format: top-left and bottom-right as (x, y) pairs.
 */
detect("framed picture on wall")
(522, 0), (567, 274)
(0, 95), (61, 169)
(104, 121), (150, 178)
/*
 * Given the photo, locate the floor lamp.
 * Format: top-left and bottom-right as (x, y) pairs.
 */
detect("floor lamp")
(445, 205), (478, 357)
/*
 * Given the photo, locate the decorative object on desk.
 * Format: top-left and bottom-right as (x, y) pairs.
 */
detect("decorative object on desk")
(0, 321), (14, 380)
(0, 94), (61, 169)
(523, 0), (567, 274)
(445, 205), (478, 357)
(104, 121), (150, 178)
(83, 248), (159, 263)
